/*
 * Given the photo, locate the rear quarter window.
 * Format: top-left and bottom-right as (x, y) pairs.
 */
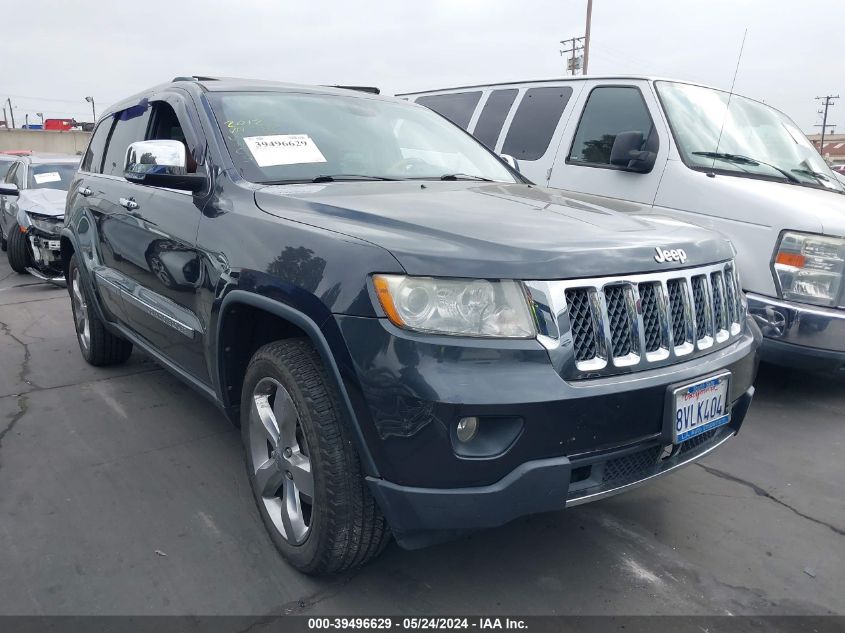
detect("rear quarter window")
(101, 104), (152, 177)
(501, 87), (573, 161)
(81, 119), (112, 173)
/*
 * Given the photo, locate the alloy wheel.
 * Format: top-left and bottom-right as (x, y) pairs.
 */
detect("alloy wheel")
(247, 377), (314, 544)
(71, 268), (90, 351)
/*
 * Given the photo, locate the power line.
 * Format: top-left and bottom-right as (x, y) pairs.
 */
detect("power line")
(815, 95), (839, 153)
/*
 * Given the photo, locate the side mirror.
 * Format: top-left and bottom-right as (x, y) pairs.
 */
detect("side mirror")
(609, 131), (656, 173)
(500, 153), (520, 173)
(0, 183), (19, 196)
(124, 140), (205, 192)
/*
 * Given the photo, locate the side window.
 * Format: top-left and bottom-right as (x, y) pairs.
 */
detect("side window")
(81, 119), (113, 173)
(473, 89), (518, 149)
(501, 87), (572, 161)
(7, 162), (25, 188)
(148, 101), (196, 173)
(568, 86), (656, 167)
(101, 104), (152, 177)
(416, 92), (482, 130)
(3, 162), (17, 184)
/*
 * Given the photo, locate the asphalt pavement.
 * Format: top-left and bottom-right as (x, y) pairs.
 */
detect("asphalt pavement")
(0, 257), (842, 617)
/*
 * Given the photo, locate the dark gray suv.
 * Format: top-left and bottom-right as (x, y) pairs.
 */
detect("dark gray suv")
(61, 76), (760, 574)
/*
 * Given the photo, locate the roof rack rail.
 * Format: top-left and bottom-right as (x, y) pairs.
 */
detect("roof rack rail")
(171, 76), (221, 82)
(330, 85), (380, 95)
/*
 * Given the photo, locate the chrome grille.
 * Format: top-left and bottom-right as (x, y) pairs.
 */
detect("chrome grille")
(565, 288), (598, 362)
(526, 260), (745, 378)
(691, 275), (710, 341)
(666, 278), (688, 346)
(605, 285), (634, 358)
(711, 272), (727, 334)
(639, 282), (662, 353)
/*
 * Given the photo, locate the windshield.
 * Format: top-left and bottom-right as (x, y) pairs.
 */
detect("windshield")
(28, 163), (77, 191)
(656, 81), (844, 192)
(208, 91), (517, 184)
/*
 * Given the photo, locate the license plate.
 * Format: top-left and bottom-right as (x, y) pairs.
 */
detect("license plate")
(672, 372), (731, 443)
(46, 240), (60, 250)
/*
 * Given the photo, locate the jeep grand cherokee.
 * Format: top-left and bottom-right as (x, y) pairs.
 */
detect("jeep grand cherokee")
(61, 76), (760, 574)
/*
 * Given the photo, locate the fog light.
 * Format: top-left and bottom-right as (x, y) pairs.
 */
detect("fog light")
(456, 417), (479, 443)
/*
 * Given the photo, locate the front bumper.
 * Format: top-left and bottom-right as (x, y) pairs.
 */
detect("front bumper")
(369, 387), (753, 549)
(334, 314), (760, 548)
(747, 293), (845, 372)
(26, 230), (65, 284)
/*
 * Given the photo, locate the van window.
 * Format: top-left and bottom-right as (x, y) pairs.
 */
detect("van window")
(568, 86), (655, 166)
(102, 104), (151, 177)
(473, 89), (518, 149)
(416, 92), (482, 130)
(81, 119), (113, 173)
(501, 87), (572, 161)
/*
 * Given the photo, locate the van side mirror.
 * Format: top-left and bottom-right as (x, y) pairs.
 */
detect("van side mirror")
(500, 154), (520, 173)
(0, 183), (19, 196)
(124, 140), (205, 192)
(610, 131), (656, 173)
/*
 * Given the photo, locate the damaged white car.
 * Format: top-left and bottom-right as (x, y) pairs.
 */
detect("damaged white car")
(0, 153), (79, 283)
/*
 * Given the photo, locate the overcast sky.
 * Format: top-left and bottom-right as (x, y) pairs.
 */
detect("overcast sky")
(1, 0), (842, 132)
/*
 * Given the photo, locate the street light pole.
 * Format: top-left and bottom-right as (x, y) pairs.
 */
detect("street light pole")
(583, 0), (592, 75)
(6, 97), (15, 128)
(85, 96), (96, 121)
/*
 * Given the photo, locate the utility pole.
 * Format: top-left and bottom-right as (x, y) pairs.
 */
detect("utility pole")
(5, 97), (14, 128)
(583, 0), (593, 75)
(815, 95), (839, 154)
(560, 37), (585, 75)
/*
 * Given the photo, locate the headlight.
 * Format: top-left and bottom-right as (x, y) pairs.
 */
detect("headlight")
(24, 212), (62, 235)
(773, 231), (844, 307)
(372, 274), (536, 338)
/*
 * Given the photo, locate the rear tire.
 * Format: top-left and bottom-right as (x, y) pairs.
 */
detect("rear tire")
(241, 338), (390, 574)
(7, 224), (32, 273)
(68, 254), (133, 366)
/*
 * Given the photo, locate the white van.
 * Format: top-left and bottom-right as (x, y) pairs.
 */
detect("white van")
(400, 77), (845, 372)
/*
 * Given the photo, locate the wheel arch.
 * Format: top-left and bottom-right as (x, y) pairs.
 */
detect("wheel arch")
(216, 290), (380, 477)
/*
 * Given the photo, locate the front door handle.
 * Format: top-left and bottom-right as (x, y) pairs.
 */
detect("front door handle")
(78, 186), (93, 196)
(119, 197), (139, 211)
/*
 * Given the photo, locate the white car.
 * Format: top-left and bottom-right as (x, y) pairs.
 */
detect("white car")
(401, 77), (845, 372)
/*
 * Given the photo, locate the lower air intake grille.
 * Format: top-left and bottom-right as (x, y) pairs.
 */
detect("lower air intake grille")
(602, 446), (662, 485)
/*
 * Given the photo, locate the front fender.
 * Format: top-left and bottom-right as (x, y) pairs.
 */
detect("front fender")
(216, 289), (380, 477)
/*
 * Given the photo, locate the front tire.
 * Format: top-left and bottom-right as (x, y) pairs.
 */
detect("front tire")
(7, 224), (32, 273)
(241, 339), (389, 574)
(68, 254), (133, 366)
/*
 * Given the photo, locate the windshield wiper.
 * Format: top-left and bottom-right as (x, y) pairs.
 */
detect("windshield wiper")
(311, 174), (399, 183)
(439, 173), (494, 182)
(791, 168), (831, 182)
(691, 151), (801, 184)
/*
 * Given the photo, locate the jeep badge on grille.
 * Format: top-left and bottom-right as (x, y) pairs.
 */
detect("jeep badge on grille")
(654, 247), (687, 264)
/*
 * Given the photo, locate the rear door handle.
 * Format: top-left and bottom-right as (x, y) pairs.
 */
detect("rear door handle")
(78, 186), (92, 196)
(119, 197), (139, 210)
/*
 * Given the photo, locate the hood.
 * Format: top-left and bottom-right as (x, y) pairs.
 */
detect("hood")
(255, 181), (734, 279)
(18, 188), (67, 218)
